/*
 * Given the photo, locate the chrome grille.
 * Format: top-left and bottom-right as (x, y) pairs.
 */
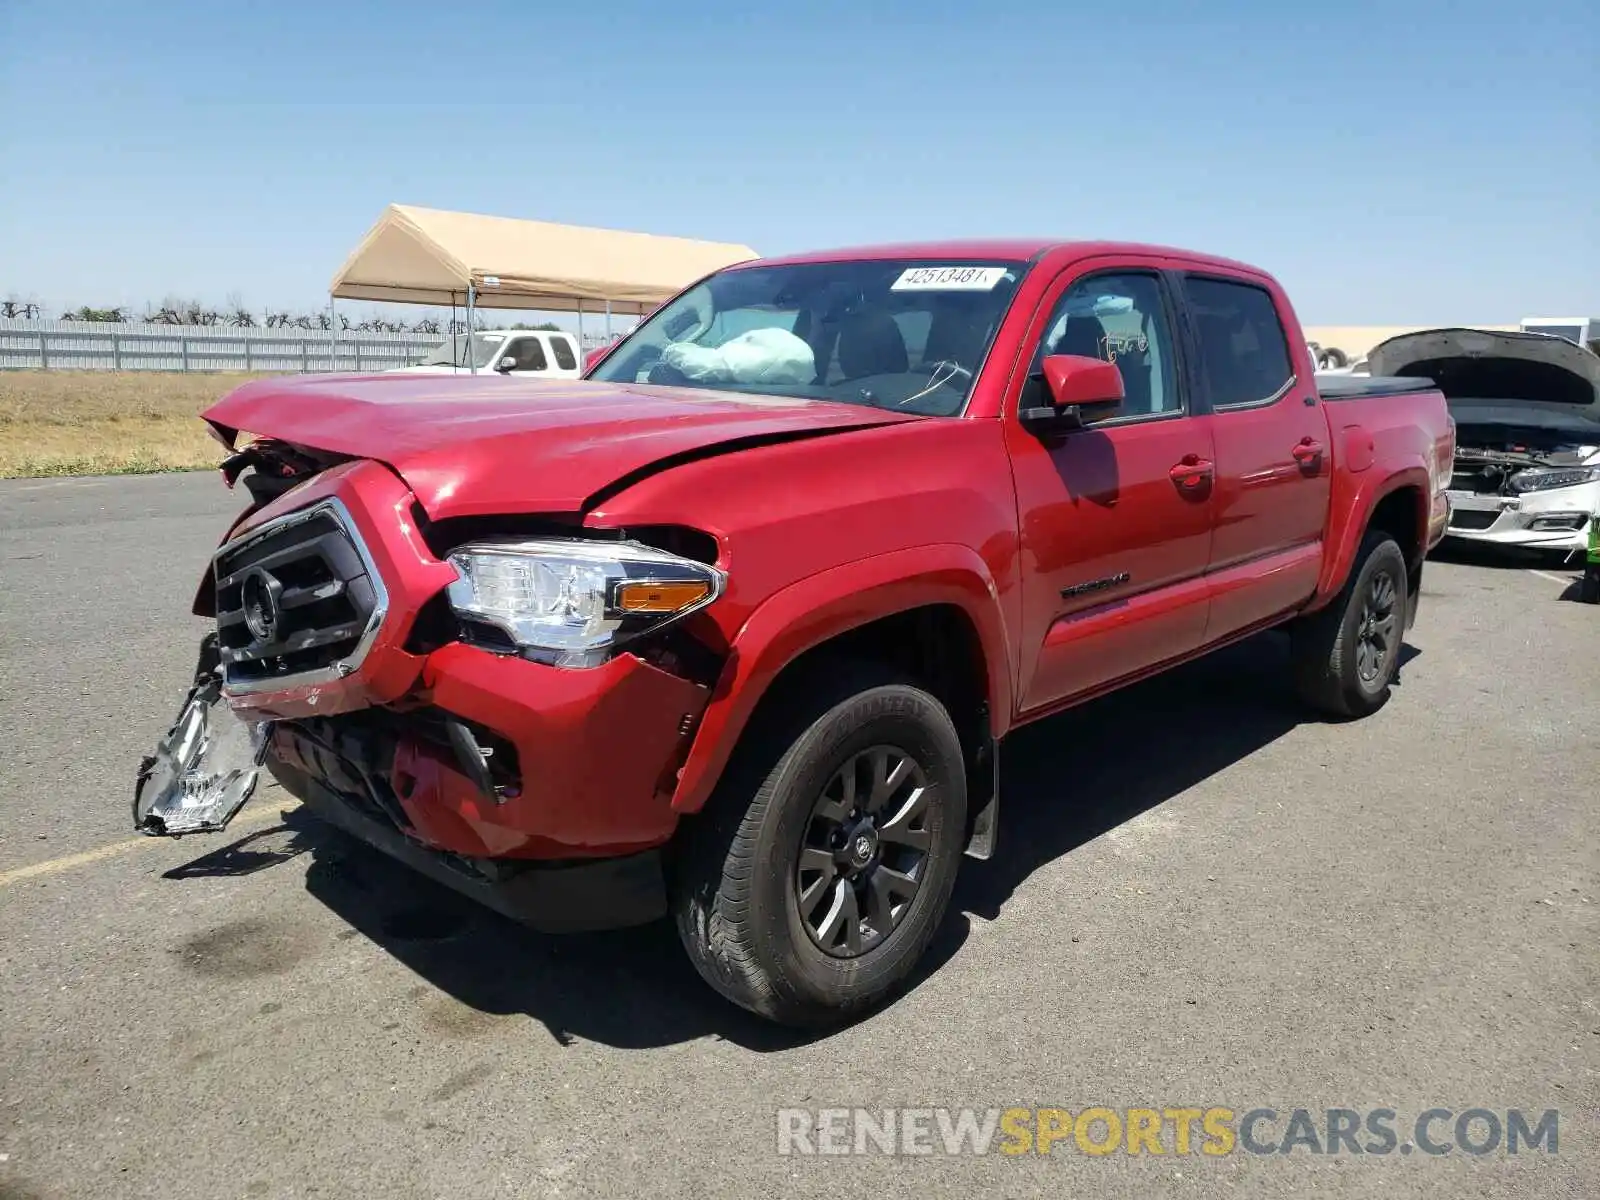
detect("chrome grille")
(213, 500), (386, 691)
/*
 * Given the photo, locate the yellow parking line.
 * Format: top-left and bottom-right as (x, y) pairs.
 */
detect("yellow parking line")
(0, 801), (300, 890)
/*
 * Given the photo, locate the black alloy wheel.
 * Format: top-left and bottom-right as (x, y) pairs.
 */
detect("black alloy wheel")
(1354, 567), (1400, 684)
(794, 745), (931, 958)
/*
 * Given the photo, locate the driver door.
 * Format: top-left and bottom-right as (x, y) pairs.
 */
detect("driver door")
(1003, 260), (1217, 714)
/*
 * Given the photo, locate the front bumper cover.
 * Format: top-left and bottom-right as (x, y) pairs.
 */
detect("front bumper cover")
(273, 752), (667, 932)
(259, 643), (710, 860)
(1443, 480), (1600, 551)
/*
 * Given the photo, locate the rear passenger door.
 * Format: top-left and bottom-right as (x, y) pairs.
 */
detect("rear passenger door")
(1180, 274), (1331, 640)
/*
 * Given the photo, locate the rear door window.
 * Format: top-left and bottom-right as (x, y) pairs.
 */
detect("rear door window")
(550, 335), (577, 371)
(1183, 277), (1295, 408)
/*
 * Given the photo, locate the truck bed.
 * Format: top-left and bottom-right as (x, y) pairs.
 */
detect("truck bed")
(1316, 374), (1438, 402)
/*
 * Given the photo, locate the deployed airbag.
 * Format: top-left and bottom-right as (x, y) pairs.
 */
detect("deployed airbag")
(661, 328), (816, 386)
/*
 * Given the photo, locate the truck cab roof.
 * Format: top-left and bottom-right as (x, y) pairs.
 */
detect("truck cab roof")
(752, 239), (1267, 277)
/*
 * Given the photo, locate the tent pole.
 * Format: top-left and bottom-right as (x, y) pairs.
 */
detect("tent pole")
(577, 299), (585, 350)
(329, 297), (337, 372)
(466, 284), (477, 375)
(605, 300), (612, 340)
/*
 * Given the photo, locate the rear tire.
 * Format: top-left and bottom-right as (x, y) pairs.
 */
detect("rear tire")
(671, 663), (967, 1027)
(1292, 532), (1409, 718)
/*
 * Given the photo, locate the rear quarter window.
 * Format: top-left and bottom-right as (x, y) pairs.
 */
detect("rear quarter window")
(1185, 277), (1295, 408)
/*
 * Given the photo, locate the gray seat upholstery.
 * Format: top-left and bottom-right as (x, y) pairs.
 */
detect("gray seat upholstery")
(1046, 313), (1156, 414)
(1049, 315), (1108, 359)
(836, 311), (909, 379)
(922, 299), (986, 369)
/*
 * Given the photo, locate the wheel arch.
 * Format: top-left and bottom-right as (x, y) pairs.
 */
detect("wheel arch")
(1315, 468), (1430, 613)
(669, 545), (1012, 817)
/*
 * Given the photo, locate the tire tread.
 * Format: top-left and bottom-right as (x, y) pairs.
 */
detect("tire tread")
(1291, 531), (1407, 719)
(673, 661), (963, 1025)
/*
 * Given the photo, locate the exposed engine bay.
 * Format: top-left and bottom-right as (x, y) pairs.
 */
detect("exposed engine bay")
(1450, 431), (1599, 495)
(218, 436), (353, 506)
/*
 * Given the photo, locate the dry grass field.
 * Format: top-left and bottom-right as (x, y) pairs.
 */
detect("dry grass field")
(0, 371), (275, 478)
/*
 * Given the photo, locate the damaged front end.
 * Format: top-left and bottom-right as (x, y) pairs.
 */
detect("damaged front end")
(133, 634), (270, 836)
(1368, 328), (1600, 549)
(1440, 434), (1600, 545)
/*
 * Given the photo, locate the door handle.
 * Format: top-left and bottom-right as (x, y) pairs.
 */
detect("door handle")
(1292, 438), (1324, 470)
(1169, 454), (1214, 497)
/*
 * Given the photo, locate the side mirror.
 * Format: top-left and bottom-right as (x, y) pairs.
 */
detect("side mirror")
(495, 355), (517, 374)
(1020, 354), (1125, 428)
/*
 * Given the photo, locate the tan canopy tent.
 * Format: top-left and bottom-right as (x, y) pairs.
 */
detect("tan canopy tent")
(329, 203), (758, 316)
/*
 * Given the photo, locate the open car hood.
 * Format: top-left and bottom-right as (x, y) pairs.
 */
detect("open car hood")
(203, 374), (918, 520)
(1367, 328), (1600, 438)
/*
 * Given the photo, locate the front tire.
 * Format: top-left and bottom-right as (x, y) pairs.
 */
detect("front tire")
(672, 664), (967, 1027)
(1292, 532), (1409, 718)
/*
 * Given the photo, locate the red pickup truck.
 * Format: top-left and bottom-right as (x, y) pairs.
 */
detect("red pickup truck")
(136, 240), (1453, 1026)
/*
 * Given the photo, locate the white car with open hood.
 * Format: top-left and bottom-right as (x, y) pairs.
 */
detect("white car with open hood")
(388, 329), (583, 378)
(1369, 329), (1600, 555)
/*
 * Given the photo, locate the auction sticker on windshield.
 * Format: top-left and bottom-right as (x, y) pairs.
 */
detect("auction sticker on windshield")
(891, 266), (1010, 291)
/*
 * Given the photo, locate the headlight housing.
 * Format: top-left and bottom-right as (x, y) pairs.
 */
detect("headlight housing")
(1507, 466), (1600, 493)
(444, 537), (724, 668)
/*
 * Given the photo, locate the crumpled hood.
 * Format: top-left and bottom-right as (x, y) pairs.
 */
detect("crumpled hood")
(203, 374), (918, 519)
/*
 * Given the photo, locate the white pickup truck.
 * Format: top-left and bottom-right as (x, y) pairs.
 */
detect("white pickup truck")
(389, 329), (582, 378)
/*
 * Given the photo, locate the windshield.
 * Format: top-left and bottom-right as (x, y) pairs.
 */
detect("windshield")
(419, 333), (504, 368)
(587, 259), (1031, 414)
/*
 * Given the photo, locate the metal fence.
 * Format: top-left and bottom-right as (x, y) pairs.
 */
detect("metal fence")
(0, 318), (439, 373)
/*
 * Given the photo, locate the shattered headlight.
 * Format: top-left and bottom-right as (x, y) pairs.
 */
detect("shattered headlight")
(445, 538), (724, 668)
(1507, 466), (1600, 493)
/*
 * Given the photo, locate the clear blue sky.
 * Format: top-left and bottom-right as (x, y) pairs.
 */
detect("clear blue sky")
(1, 0), (1594, 325)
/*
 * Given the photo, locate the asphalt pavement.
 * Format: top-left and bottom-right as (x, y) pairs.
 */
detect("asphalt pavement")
(1, 473), (1596, 1200)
